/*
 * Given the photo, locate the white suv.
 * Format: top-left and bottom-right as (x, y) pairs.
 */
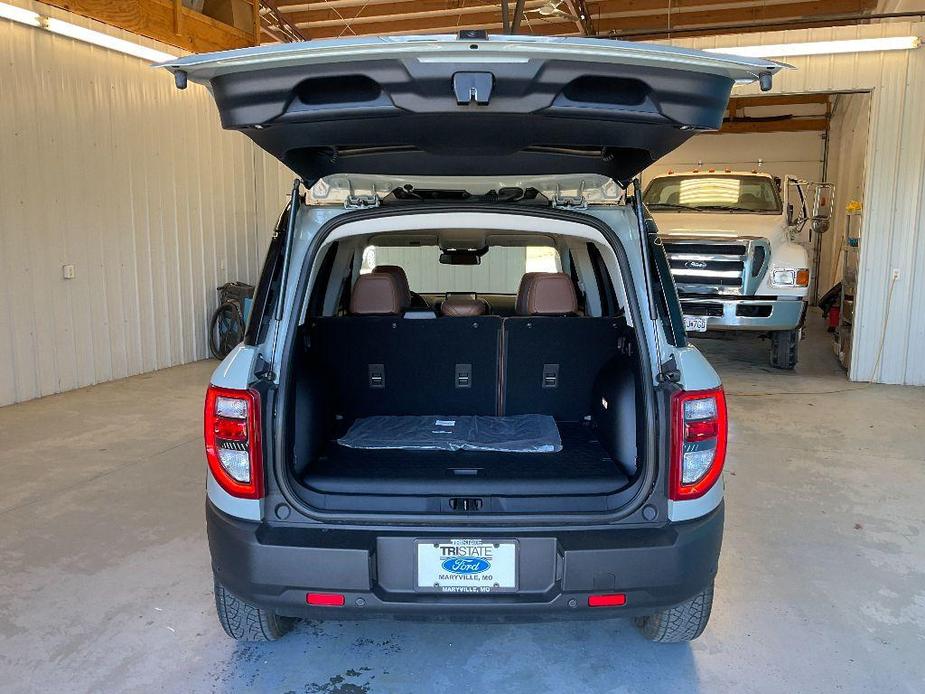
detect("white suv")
(161, 34), (782, 642)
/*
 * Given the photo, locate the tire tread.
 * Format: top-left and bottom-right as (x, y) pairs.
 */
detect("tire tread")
(636, 583), (714, 643)
(214, 578), (295, 641)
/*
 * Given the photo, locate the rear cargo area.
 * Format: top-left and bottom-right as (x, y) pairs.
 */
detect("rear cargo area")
(288, 310), (644, 514)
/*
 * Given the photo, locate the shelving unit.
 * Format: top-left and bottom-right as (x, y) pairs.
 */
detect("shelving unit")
(836, 209), (863, 369)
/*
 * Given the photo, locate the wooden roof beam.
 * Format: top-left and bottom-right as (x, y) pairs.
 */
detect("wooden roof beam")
(287, 1), (547, 29)
(717, 117), (829, 133)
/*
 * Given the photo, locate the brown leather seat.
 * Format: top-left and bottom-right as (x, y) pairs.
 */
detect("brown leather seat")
(349, 273), (403, 315)
(440, 296), (489, 317)
(372, 265), (411, 310)
(514, 272), (578, 316)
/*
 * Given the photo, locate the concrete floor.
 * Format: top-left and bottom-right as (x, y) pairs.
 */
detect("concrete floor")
(1, 315), (923, 693)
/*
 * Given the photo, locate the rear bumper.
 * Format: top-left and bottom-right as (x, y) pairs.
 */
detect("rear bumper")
(207, 502), (724, 620)
(681, 297), (804, 331)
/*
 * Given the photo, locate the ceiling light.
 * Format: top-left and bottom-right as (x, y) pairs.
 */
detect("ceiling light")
(0, 1), (177, 62)
(706, 36), (920, 59)
(44, 18), (177, 62)
(0, 1), (40, 26)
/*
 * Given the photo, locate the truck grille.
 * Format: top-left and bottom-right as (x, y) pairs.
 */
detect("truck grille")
(663, 238), (769, 296)
(682, 302), (725, 317)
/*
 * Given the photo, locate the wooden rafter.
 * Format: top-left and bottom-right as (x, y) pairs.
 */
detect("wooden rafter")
(717, 117), (830, 133)
(273, 0), (878, 41)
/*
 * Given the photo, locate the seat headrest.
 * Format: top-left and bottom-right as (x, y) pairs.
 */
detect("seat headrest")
(440, 297), (488, 317)
(372, 265), (411, 309)
(349, 273), (403, 315)
(514, 272), (544, 316)
(515, 272), (578, 316)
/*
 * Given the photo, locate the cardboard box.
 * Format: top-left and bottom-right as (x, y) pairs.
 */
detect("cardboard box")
(203, 0), (253, 33)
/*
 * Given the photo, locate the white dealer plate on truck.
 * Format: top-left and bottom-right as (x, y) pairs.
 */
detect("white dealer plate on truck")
(684, 315), (708, 333)
(416, 539), (517, 593)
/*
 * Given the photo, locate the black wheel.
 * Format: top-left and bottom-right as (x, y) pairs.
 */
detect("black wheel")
(769, 328), (800, 370)
(214, 578), (296, 641)
(209, 301), (245, 359)
(635, 582), (714, 643)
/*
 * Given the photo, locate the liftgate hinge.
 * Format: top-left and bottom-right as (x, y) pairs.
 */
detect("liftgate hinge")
(551, 194), (587, 210)
(344, 194), (380, 210)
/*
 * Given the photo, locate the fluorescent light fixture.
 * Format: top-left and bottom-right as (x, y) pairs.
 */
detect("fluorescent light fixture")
(0, 1), (40, 26)
(45, 18), (177, 62)
(0, 1), (177, 62)
(706, 36), (921, 59)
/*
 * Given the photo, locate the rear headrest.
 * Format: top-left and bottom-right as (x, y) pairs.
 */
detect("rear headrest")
(440, 297), (488, 317)
(349, 273), (403, 315)
(514, 272), (544, 316)
(515, 272), (578, 316)
(372, 265), (411, 309)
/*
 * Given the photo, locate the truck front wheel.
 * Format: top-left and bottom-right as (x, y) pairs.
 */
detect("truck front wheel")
(770, 328), (800, 369)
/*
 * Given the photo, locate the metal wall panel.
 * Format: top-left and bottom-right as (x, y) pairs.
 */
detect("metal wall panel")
(0, 10), (292, 406)
(674, 22), (925, 385)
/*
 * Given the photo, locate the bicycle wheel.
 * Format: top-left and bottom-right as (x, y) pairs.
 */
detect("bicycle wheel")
(209, 301), (245, 359)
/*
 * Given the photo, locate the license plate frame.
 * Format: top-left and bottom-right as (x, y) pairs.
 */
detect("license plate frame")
(683, 315), (708, 333)
(414, 539), (518, 594)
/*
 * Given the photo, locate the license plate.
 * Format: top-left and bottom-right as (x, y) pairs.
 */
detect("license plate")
(416, 539), (517, 593)
(683, 315), (708, 333)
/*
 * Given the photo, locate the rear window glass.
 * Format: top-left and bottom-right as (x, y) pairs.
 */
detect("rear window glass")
(644, 175), (781, 213)
(360, 246), (560, 294)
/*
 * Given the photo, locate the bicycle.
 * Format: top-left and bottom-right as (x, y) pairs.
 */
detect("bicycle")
(209, 282), (254, 359)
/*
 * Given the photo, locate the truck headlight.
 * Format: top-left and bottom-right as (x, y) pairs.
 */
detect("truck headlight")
(770, 268), (810, 287)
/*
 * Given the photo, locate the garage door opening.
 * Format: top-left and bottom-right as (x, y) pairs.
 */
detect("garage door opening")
(643, 90), (873, 376)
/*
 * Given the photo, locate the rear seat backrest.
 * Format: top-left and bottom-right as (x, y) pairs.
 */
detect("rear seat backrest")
(311, 316), (501, 419)
(506, 273), (621, 420)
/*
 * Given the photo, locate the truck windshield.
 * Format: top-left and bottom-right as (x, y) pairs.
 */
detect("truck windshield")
(643, 175), (781, 213)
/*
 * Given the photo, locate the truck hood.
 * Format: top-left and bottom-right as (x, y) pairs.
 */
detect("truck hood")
(651, 210), (784, 239)
(158, 35), (785, 184)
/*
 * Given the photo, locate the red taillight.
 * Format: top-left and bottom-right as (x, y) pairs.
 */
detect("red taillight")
(588, 593), (626, 607)
(307, 593), (345, 606)
(669, 387), (727, 501)
(204, 386), (263, 499)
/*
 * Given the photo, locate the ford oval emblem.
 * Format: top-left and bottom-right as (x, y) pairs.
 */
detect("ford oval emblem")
(686, 260), (707, 269)
(441, 557), (491, 575)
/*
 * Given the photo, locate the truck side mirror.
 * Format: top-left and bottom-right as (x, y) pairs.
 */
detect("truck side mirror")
(810, 184), (834, 234)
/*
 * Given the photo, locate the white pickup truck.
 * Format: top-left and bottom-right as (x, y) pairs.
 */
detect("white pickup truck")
(644, 170), (832, 369)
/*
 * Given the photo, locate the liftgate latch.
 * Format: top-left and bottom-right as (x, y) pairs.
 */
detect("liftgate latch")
(453, 72), (494, 105)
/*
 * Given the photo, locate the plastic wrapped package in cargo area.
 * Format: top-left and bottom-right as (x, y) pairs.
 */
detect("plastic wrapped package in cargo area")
(338, 414), (563, 453)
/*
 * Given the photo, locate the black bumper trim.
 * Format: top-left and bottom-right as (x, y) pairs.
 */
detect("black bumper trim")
(207, 501), (723, 619)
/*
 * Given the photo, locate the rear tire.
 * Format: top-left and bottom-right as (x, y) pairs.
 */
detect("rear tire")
(635, 582), (714, 643)
(214, 578), (296, 641)
(769, 328), (800, 370)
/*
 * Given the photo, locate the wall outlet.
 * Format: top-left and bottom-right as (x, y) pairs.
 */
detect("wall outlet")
(891, 268), (901, 281)
(62, 264), (76, 280)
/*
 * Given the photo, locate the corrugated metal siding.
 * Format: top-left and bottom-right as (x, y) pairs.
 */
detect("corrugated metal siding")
(672, 22), (925, 385)
(0, 10), (292, 406)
